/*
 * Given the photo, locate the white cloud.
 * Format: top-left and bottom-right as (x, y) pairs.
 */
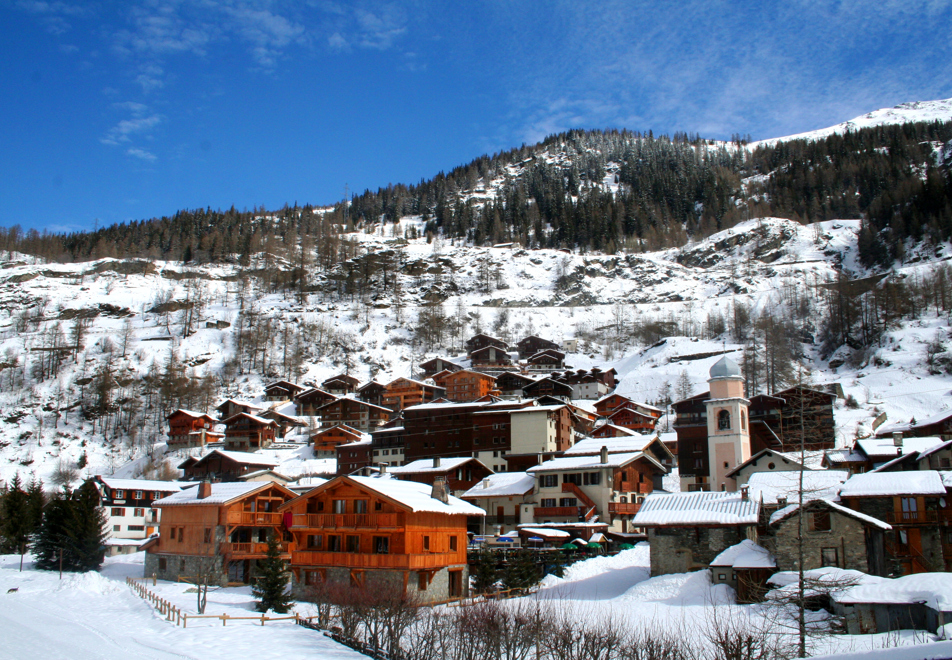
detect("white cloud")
(101, 113), (163, 146)
(126, 147), (157, 161)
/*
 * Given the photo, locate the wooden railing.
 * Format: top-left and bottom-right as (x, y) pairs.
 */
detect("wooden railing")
(561, 482), (597, 509)
(224, 542), (289, 556)
(226, 511), (283, 526)
(884, 510), (939, 524)
(289, 513), (403, 529)
(608, 502), (641, 515)
(291, 550), (462, 569)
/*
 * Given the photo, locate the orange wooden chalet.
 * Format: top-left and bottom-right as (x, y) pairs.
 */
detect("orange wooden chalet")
(144, 481), (296, 585)
(312, 424), (365, 457)
(280, 475), (484, 602)
(442, 370), (498, 402)
(295, 387), (339, 416)
(316, 397), (392, 432)
(166, 409), (222, 449)
(382, 377), (446, 412)
(222, 412), (278, 451)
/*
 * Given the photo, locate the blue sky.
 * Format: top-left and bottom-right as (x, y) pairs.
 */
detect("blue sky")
(2, 1), (951, 233)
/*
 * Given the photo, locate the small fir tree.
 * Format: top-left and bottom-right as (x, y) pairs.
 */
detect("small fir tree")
(33, 483), (106, 572)
(470, 549), (499, 594)
(1, 474), (31, 554)
(252, 532), (293, 613)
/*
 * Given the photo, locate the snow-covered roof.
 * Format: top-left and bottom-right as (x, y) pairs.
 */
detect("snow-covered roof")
(834, 573), (952, 610)
(197, 449), (279, 467)
(462, 472), (535, 499)
(153, 482), (280, 506)
(338, 438), (372, 448)
(769, 498), (891, 529)
(840, 470), (947, 497)
(347, 475), (485, 515)
(746, 470), (848, 505)
(633, 491), (760, 526)
(388, 457), (482, 474)
(287, 476), (329, 490)
(876, 408), (952, 436)
(823, 448), (865, 464)
(521, 527), (571, 538)
(942, 471), (952, 488)
(97, 477), (185, 492)
(563, 435), (651, 456)
(170, 409), (217, 420)
(527, 451), (660, 473)
(509, 404), (567, 414)
(710, 539), (775, 569)
(918, 439), (952, 460)
(856, 436), (945, 459)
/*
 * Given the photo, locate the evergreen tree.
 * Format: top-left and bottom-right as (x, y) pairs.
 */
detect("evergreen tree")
(470, 549), (499, 594)
(252, 532), (293, 613)
(33, 483), (106, 573)
(500, 549), (540, 591)
(71, 481), (107, 572)
(1, 474), (30, 554)
(33, 489), (74, 571)
(26, 477), (45, 534)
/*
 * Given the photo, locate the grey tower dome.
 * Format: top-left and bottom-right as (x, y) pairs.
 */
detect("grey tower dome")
(709, 356), (741, 379)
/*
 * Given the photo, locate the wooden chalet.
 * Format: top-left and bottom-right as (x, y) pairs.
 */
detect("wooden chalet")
(747, 386), (837, 450)
(388, 457), (493, 494)
(526, 350), (565, 371)
(336, 438), (373, 475)
(419, 357), (463, 378)
(557, 368), (618, 399)
(222, 412), (278, 451)
(516, 336), (560, 359)
(179, 449), (279, 482)
(522, 377), (573, 401)
(312, 424), (365, 457)
(280, 475), (483, 602)
(93, 476), (185, 555)
(466, 333), (508, 355)
(383, 377), (446, 412)
(166, 409), (222, 449)
(295, 387), (338, 416)
(469, 345), (513, 368)
(321, 374), (360, 395)
(876, 409), (952, 441)
(145, 481), (297, 585)
(708, 540), (776, 603)
(607, 405), (660, 433)
(594, 394), (661, 420)
(357, 381), (387, 408)
(259, 408), (307, 439)
(316, 397), (392, 432)
(494, 372), (537, 397)
(264, 380), (306, 402)
(442, 370), (498, 402)
(216, 399), (263, 421)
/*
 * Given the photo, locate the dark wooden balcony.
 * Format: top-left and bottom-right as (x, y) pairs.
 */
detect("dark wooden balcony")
(533, 506), (579, 518)
(884, 510), (938, 524)
(289, 513), (404, 530)
(291, 550), (461, 569)
(608, 502), (641, 515)
(226, 511), (283, 526)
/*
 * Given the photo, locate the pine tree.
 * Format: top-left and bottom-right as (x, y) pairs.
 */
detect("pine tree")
(33, 489), (74, 571)
(33, 483), (106, 573)
(71, 481), (107, 572)
(252, 532), (292, 613)
(471, 549), (499, 594)
(26, 477), (45, 533)
(1, 474), (30, 554)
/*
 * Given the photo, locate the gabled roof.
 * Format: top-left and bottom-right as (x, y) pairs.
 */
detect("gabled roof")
(769, 498), (891, 530)
(917, 438), (952, 460)
(385, 376), (445, 390)
(154, 481), (295, 506)
(265, 380), (304, 393)
(633, 491), (760, 526)
(517, 335), (559, 346)
(284, 475), (484, 515)
(876, 408), (952, 436)
(608, 406), (655, 421)
(462, 472), (535, 499)
(840, 470), (947, 497)
(315, 397), (393, 414)
(295, 386), (338, 401)
(95, 476), (186, 492)
(746, 470), (848, 505)
(856, 436), (945, 459)
(388, 457), (489, 475)
(443, 369), (496, 382)
(563, 435), (651, 456)
(312, 423), (363, 438)
(167, 409), (218, 422)
(725, 448), (826, 479)
(357, 380), (386, 392)
(527, 451), (664, 473)
(223, 412), (279, 427)
(216, 398), (263, 412)
(180, 449), (279, 469)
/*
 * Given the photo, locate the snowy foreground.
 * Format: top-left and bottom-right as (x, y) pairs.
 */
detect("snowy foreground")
(2, 547), (951, 660)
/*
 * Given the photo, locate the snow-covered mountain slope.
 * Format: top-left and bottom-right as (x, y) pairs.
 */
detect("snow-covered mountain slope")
(2, 215), (952, 487)
(753, 97), (952, 148)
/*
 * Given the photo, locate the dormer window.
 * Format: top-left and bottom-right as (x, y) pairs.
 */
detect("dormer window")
(717, 410), (731, 431)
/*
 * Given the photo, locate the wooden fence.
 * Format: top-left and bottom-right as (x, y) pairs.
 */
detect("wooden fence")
(125, 576), (300, 628)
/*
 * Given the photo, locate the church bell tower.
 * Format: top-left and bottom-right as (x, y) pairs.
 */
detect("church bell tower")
(705, 357), (750, 491)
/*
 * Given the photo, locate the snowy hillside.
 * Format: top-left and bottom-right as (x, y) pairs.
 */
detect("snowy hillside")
(3, 210), (952, 486)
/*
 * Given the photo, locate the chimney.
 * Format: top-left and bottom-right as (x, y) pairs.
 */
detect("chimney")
(600, 446), (608, 464)
(740, 485), (749, 501)
(482, 478), (489, 489)
(777, 495), (787, 506)
(893, 432), (903, 448)
(431, 477), (449, 504)
(433, 456), (441, 469)
(198, 480), (212, 500)
(379, 462), (387, 475)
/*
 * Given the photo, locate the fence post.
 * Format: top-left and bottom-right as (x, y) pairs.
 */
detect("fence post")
(153, 573), (157, 587)
(261, 614), (266, 626)
(183, 613), (187, 629)
(222, 613), (228, 627)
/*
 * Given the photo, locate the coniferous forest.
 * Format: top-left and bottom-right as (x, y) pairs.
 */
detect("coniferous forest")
(1, 121), (950, 271)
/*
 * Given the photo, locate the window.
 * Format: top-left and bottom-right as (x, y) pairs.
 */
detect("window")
(423, 536), (430, 551)
(114, 490), (124, 499)
(307, 534), (323, 549)
(449, 536), (458, 551)
(204, 528), (212, 544)
(375, 501), (383, 511)
(418, 573), (428, 591)
(180, 559), (186, 571)
(127, 525), (144, 532)
(541, 474), (558, 488)
(821, 548), (839, 566)
(328, 535), (342, 552)
(113, 524), (121, 532)
(333, 500), (346, 514)
(901, 497), (918, 521)
(134, 490), (144, 500)
(541, 498), (556, 507)
(354, 500), (368, 514)
(718, 573), (727, 580)
(559, 497), (577, 507)
(158, 557), (167, 570)
(717, 410), (731, 431)
(373, 536), (389, 554)
(741, 411), (747, 430)
(134, 508), (145, 517)
(810, 511), (832, 532)
(346, 535), (360, 553)
(111, 507), (125, 516)
(178, 527), (184, 542)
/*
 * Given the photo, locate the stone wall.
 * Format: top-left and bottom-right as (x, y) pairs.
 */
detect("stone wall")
(292, 564), (469, 604)
(144, 551), (227, 586)
(762, 506), (873, 573)
(647, 525), (750, 576)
